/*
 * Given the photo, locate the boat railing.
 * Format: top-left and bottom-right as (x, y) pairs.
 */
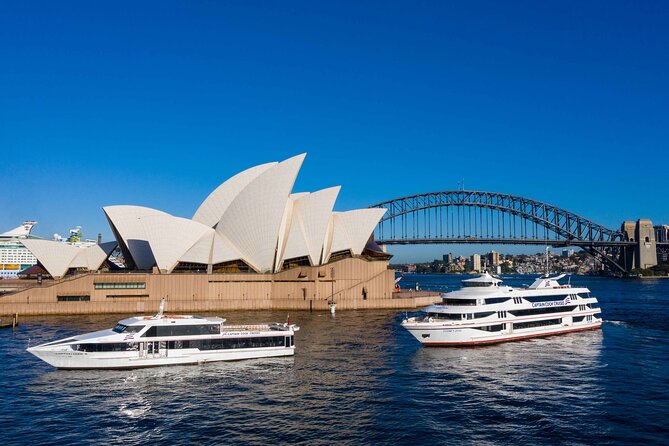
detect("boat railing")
(221, 324), (274, 332)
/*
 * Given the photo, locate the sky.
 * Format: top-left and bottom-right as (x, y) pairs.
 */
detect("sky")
(1, 1), (667, 263)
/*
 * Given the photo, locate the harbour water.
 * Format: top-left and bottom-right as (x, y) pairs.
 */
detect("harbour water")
(1, 274), (668, 445)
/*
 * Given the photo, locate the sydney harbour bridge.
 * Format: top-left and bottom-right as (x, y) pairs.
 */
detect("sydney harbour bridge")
(370, 190), (668, 275)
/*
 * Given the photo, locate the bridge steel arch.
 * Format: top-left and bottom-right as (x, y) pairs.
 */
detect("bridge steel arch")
(369, 190), (631, 274)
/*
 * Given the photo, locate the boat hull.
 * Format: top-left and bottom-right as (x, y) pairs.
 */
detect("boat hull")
(403, 321), (601, 347)
(27, 345), (295, 370)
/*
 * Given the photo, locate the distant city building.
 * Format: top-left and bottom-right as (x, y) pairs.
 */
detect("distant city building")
(470, 253), (481, 272)
(406, 264), (416, 273)
(562, 248), (575, 257)
(443, 253), (453, 264)
(488, 250), (500, 266)
(447, 262), (464, 273)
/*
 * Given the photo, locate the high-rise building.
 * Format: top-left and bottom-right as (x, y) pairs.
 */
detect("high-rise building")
(488, 250), (500, 267)
(443, 253), (454, 264)
(562, 248), (575, 257)
(470, 253), (481, 272)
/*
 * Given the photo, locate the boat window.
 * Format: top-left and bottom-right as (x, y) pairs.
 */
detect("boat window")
(166, 336), (287, 350)
(510, 306), (577, 317)
(426, 312), (462, 320)
(485, 297), (510, 305)
(513, 318), (562, 330)
(462, 281), (494, 288)
(112, 324), (145, 334)
(443, 298), (478, 306)
(474, 324), (504, 332)
(112, 324), (128, 333)
(73, 342), (138, 352)
(142, 324), (221, 337)
(474, 311), (496, 319)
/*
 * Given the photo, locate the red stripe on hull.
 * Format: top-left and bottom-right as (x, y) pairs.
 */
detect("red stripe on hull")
(422, 323), (602, 347)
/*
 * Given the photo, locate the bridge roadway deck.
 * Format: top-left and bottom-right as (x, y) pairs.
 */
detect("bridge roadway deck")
(377, 238), (637, 247)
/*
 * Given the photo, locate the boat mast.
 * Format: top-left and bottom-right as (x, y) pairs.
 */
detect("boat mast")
(156, 298), (166, 319)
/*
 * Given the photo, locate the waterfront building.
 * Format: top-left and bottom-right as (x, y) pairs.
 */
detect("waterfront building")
(1, 154), (438, 315)
(443, 253), (453, 265)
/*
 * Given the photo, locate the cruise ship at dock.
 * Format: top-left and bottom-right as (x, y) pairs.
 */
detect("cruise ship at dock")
(0, 221), (38, 278)
(401, 273), (601, 346)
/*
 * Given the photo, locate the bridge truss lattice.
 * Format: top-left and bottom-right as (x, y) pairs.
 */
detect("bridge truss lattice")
(370, 191), (632, 273)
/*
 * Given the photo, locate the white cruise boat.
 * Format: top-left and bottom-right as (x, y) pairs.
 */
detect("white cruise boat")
(27, 301), (299, 369)
(402, 272), (601, 346)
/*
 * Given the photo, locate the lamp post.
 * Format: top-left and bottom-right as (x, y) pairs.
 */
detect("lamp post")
(329, 267), (336, 315)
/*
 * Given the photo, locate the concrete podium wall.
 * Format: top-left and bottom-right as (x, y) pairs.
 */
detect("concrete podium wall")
(0, 258), (440, 316)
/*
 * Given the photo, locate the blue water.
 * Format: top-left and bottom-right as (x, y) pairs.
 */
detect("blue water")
(1, 275), (668, 445)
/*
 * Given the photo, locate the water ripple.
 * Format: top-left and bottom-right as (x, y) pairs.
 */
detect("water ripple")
(2, 276), (669, 445)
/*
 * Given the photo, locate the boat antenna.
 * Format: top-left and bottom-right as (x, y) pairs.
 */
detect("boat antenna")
(156, 298), (166, 319)
(545, 246), (550, 277)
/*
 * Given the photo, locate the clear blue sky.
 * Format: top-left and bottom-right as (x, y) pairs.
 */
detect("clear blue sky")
(1, 1), (667, 262)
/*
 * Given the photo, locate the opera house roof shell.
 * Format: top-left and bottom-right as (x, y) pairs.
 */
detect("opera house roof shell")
(23, 154), (387, 278)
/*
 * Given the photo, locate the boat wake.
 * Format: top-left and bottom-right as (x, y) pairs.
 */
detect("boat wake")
(118, 403), (149, 418)
(605, 320), (630, 328)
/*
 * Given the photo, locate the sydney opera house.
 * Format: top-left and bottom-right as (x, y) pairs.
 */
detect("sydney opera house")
(1, 154), (438, 315)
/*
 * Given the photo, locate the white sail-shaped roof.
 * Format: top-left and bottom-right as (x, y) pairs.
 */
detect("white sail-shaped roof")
(273, 199), (297, 272)
(178, 232), (242, 266)
(179, 231), (215, 264)
(281, 186), (340, 266)
(272, 192), (311, 271)
(215, 153), (306, 272)
(192, 162), (277, 228)
(70, 241), (118, 270)
(139, 215), (213, 272)
(210, 233), (244, 265)
(20, 239), (81, 278)
(103, 205), (169, 270)
(324, 208), (387, 262)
